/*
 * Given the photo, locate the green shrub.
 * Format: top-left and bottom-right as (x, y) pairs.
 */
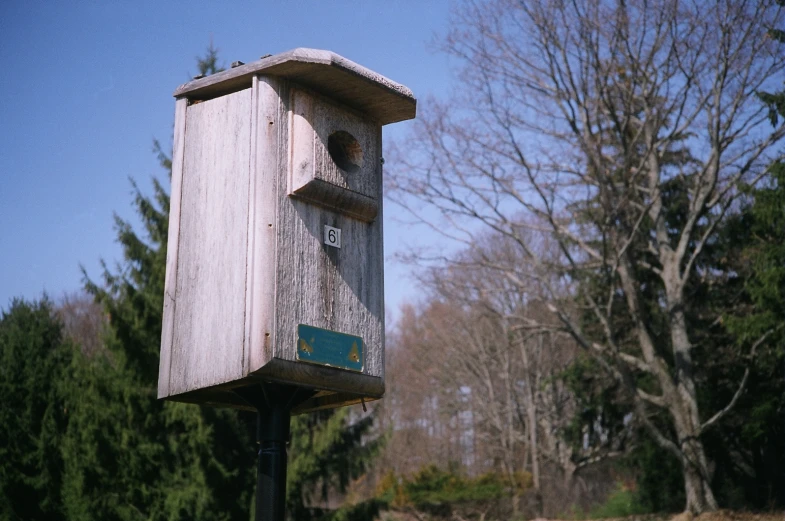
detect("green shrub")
(584, 482), (649, 519)
(403, 465), (508, 506)
(375, 464), (526, 519)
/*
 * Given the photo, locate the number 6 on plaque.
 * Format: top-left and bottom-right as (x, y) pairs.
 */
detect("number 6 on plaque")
(324, 225), (341, 248)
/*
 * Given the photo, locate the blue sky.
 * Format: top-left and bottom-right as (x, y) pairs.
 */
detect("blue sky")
(0, 1), (456, 320)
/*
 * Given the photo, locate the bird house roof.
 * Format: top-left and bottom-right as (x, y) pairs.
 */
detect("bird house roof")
(173, 48), (416, 125)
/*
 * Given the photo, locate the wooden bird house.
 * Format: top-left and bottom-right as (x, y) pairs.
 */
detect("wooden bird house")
(157, 48), (416, 413)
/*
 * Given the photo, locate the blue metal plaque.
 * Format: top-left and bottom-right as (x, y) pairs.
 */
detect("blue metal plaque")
(296, 324), (364, 372)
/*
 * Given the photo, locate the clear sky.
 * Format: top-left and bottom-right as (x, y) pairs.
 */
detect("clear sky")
(0, 1), (455, 320)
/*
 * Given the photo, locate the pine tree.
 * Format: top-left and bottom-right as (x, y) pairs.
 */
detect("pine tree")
(707, 152), (785, 509)
(194, 40), (224, 79)
(287, 409), (382, 521)
(0, 299), (72, 521)
(71, 46), (255, 521)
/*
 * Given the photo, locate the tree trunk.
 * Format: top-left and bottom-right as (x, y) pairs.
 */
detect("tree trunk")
(512, 492), (521, 517)
(669, 305), (719, 514)
(681, 435), (719, 514)
(523, 336), (542, 492)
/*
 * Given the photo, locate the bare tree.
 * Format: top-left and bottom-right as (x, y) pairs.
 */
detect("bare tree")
(389, 0), (785, 513)
(376, 305), (473, 479)
(57, 291), (108, 357)
(379, 240), (625, 515)
(425, 237), (627, 514)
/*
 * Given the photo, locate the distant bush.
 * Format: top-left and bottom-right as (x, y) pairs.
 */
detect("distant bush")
(375, 464), (531, 518)
(579, 482), (649, 519)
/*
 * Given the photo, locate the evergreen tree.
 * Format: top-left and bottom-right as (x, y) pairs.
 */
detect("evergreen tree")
(194, 40), (224, 79)
(0, 299), (72, 521)
(705, 156), (785, 509)
(733, 164), (785, 507)
(287, 409), (381, 521)
(72, 47), (255, 520)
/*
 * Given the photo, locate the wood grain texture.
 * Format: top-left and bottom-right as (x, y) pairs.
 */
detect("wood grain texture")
(255, 358), (384, 398)
(169, 89), (252, 395)
(272, 204), (384, 377)
(250, 76), (386, 382)
(274, 96), (385, 379)
(246, 75), (287, 374)
(289, 179), (378, 223)
(289, 88), (380, 222)
(312, 90), (379, 199)
(374, 124), (386, 383)
(157, 370), (382, 415)
(157, 97), (188, 399)
(173, 48), (416, 125)
(160, 71), (389, 410)
(289, 88), (315, 202)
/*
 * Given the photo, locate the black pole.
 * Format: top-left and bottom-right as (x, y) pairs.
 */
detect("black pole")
(256, 399), (290, 521)
(233, 383), (311, 521)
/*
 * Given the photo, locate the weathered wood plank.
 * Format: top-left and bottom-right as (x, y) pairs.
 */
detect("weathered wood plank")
(173, 48), (416, 125)
(288, 179), (378, 223)
(246, 75), (288, 374)
(312, 89), (379, 199)
(274, 94), (385, 378)
(157, 97), (188, 399)
(158, 366), (383, 415)
(170, 89), (252, 394)
(374, 124), (386, 381)
(289, 88), (315, 199)
(288, 87), (380, 222)
(255, 358), (384, 398)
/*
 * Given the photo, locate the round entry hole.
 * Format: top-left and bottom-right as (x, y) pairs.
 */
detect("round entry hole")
(327, 131), (363, 174)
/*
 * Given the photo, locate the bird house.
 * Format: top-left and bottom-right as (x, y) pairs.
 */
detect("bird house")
(157, 49), (416, 413)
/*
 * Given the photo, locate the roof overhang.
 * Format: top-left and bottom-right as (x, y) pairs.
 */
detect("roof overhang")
(173, 48), (416, 125)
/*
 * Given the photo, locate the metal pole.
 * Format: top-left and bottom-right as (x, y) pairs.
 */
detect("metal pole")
(232, 383), (310, 521)
(256, 399), (290, 521)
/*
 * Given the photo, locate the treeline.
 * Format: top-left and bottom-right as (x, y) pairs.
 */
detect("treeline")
(374, 162), (785, 514)
(1, 290), (380, 521)
(379, 0), (785, 517)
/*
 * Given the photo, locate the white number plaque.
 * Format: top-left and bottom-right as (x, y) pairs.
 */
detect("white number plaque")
(324, 225), (341, 248)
